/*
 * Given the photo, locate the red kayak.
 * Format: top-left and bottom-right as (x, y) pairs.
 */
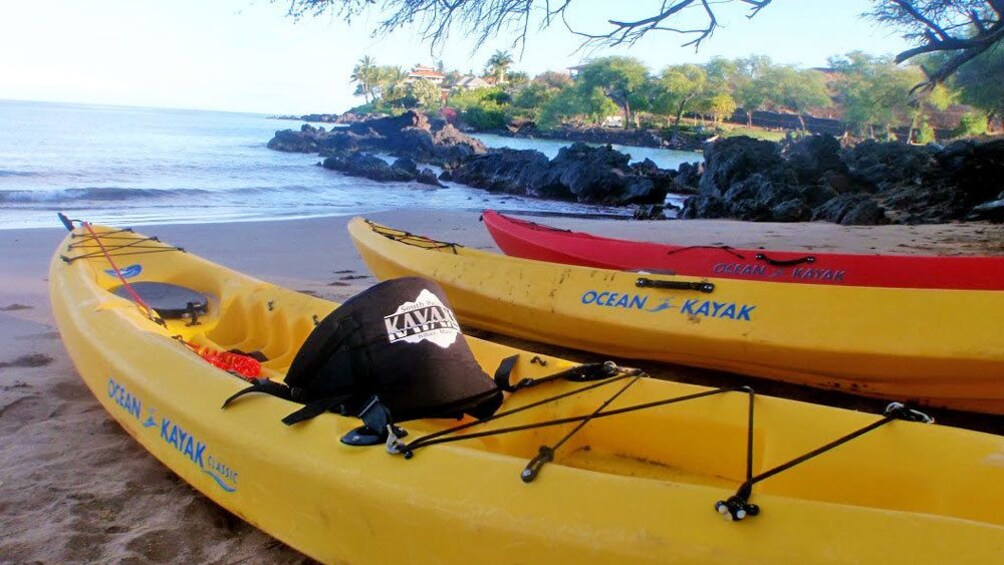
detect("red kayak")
(482, 210), (1004, 290)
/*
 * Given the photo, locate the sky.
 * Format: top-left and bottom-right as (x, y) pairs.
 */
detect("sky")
(0, 0), (914, 114)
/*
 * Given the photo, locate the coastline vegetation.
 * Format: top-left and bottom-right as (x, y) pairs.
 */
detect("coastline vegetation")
(346, 47), (1002, 144)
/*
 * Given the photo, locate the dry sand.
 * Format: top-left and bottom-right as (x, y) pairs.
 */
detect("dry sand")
(1, 210), (1002, 563)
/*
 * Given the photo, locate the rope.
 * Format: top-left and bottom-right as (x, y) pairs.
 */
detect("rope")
(366, 220), (461, 254)
(68, 219), (260, 378)
(521, 374), (641, 482)
(80, 222), (161, 323)
(715, 401), (934, 521)
(392, 377), (745, 458)
(664, 245), (746, 260)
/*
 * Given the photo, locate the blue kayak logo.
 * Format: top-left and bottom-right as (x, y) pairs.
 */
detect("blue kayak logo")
(581, 290), (755, 321)
(107, 377), (238, 493)
(105, 264), (142, 279)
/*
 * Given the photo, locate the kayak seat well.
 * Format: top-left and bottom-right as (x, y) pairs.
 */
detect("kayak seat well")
(203, 289), (333, 376)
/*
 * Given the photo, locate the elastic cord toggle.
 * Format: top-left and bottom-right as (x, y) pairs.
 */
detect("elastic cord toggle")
(521, 446), (555, 483)
(884, 402), (935, 424)
(715, 495), (760, 521)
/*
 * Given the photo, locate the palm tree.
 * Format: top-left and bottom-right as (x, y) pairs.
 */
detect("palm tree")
(485, 50), (514, 85)
(350, 56), (377, 103)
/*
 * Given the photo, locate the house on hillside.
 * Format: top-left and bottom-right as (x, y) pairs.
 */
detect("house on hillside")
(455, 76), (491, 90)
(407, 65), (446, 85)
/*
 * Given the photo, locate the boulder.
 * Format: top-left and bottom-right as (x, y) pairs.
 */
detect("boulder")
(534, 143), (666, 204)
(812, 193), (887, 225)
(449, 149), (551, 195)
(392, 157), (418, 175)
(843, 140), (936, 191)
(321, 153), (415, 183)
(698, 136), (782, 197)
(416, 168), (446, 188)
(266, 129), (322, 153)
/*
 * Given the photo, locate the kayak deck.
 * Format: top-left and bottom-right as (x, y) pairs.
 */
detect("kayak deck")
(51, 223), (1004, 563)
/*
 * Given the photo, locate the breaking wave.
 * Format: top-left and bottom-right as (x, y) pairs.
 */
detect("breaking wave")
(0, 185), (318, 205)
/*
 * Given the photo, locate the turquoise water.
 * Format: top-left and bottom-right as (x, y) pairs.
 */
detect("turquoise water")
(0, 100), (700, 229)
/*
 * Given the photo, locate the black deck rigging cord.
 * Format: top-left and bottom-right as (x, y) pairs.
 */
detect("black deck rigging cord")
(664, 245), (746, 259)
(521, 374), (641, 483)
(366, 220), (461, 254)
(715, 401), (934, 521)
(389, 367), (933, 521)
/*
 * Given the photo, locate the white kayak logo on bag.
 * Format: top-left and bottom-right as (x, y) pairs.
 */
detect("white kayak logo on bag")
(384, 289), (461, 348)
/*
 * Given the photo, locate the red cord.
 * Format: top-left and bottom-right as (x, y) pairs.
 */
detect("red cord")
(77, 221), (262, 380)
(81, 221), (156, 320)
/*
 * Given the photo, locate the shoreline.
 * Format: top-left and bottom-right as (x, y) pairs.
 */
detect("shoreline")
(2, 211), (1002, 561)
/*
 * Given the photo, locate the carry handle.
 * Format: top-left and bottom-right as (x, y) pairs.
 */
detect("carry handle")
(636, 278), (715, 293)
(754, 253), (816, 267)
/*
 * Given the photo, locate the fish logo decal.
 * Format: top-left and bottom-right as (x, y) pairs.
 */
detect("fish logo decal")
(105, 264), (142, 279)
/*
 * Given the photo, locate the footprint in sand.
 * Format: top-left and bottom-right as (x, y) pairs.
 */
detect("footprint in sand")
(0, 353), (53, 369)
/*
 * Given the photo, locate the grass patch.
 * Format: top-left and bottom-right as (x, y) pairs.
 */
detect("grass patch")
(720, 126), (788, 142)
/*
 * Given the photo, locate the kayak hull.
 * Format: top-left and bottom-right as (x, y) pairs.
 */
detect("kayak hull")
(482, 210), (1004, 290)
(351, 217), (1004, 414)
(51, 223), (1004, 563)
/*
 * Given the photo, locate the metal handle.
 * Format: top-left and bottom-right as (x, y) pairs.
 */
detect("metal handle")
(636, 278), (715, 293)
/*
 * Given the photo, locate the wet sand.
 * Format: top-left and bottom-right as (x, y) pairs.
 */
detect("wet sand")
(1, 210), (1001, 562)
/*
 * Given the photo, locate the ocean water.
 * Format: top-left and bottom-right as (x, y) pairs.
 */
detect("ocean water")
(0, 100), (701, 230)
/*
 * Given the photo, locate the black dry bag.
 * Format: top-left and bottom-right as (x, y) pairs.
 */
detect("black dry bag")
(222, 277), (502, 441)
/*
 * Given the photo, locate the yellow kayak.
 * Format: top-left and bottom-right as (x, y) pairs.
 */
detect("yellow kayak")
(52, 219), (1004, 563)
(349, 217), (1004, 415)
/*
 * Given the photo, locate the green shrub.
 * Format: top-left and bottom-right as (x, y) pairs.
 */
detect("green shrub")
(463, 105), (507, 130)
(955, 112), (989, 137)
(915, 122), (936, 144)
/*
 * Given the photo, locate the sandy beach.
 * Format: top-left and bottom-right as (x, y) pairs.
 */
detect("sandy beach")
(2, 210), (1002, 563)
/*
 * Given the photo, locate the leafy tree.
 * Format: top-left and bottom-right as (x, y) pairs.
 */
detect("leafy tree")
(651, 64), (708, 135)
(404, 79), (443, 109)
(508, 72), (573, 121)
(764, 66), (831, 132)
(952, 42), (1004, 129)
(956, 110), (990, 136)
(868, 1), (1003, 88)
(705, 92), (738, 125)
(732, 55), (775, 125)
(446, 86), (509, 129)
(538, 85), (618, 129)
(829, 52), (920, 138)
(442, 70), (465, 89)
(373, 65), (407, 103)
(703, 57), (739, 98)
(485, 50), (514, 84)
(533, 71), (573, 90)
(505, 71), (530, 88)
(576, 56), (649, 128)
(350, 56), (378, 103)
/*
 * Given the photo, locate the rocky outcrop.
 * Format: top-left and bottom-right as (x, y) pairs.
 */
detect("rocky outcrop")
(680, 135), (879, 223)
(321, 152), (446, 187)
(269, 110), (487, 168)
(680, 134), (1004, 224)
(321, 152), (415, 183)
(449, 149), (551, 195)
(266, 124), (329, 153)
(448, 143), (671, 205)
(812, 193), (886, 225)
